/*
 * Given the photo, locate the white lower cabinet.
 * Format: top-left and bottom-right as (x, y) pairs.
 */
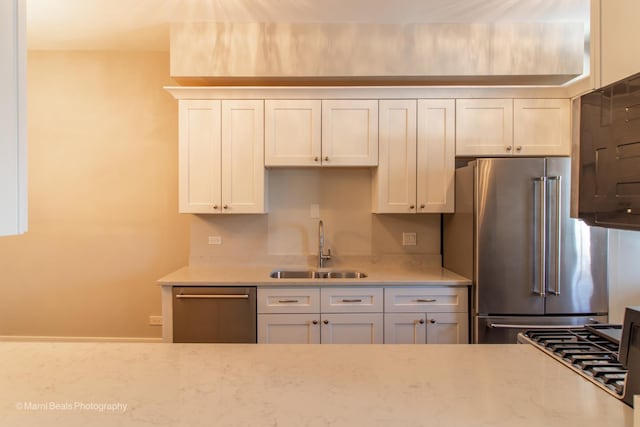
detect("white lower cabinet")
(257, 286), (469, 344)
(321, 313), (384, 344)
(258, 314), (320, 344)
(384, 287), (469, 344)
(384, 312), (468, 344)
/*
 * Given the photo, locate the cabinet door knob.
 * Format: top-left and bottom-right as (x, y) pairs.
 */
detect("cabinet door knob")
(420, 204), (426, 209)
(516, 146), (523, 152)
(312, 320), (319, 325)
(223, 205), (229, 210)
(324, 156), (329, 162)
(506, 146), (513, 152)
(314, 156), (319, 162)
(429, 319), (436, 324)
(323, 319), (329, 325)
(418, 319), (425, 324)
(213, 205), (219, 210)
(409, 205), (415, 210)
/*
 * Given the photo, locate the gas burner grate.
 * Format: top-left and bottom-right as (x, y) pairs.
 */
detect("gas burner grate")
(520, 328), (627, 399)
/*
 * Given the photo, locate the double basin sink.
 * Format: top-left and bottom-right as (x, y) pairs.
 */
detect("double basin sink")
(270, 269), (367, 279)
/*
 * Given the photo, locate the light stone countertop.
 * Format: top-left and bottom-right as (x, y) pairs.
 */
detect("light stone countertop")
(157, 260), (471, 287)
(0, 342), (632, 427)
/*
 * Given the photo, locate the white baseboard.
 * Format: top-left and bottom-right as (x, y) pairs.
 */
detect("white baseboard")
(0, 335), (163, 343)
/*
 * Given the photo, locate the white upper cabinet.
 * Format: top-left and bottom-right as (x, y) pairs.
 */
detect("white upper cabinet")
(321, 100), (379, 166)
(0, 0), (27, 236)
(264, 100), (322, 166)
(513, 99), (570, 156)
(264, 99), (378, 167)
(179, 100), (222, 213)
(456, 98), (570, 157)
(456, 99), (514, 156)
(221, 100), (266, 213)
(373, 99), (454, 213)
(417, 99), (455, 212)
(178, 99), (266, 214)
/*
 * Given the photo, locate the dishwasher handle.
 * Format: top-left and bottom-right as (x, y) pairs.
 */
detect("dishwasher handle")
(176, 294), (249, 300)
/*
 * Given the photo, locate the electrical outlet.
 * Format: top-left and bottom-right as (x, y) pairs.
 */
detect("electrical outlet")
(208, 235), (222, 245)
(149, 316), (163, 326)
(402, 232), (417, 246)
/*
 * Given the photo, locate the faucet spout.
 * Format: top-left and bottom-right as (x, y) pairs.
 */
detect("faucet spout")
(318, 220), (331, 268)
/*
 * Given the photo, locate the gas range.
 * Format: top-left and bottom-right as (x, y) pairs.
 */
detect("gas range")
(518, 325), (627, 401)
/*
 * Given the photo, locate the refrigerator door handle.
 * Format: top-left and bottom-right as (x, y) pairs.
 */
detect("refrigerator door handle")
(533, 177), (547, 297)
(488, 323), (585, 330)
(548, 176), (562, 296)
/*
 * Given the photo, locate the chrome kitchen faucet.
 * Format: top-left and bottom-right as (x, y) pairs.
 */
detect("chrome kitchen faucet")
(318, 220), (331, 268)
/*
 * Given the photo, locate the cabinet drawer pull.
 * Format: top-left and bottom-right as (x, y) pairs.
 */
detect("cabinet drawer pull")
(341, 299), (363, 303)
(278, 299), (300, 303)
(415, 298), (437, 303)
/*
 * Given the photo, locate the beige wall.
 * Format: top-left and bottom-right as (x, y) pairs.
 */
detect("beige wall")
(190, 168), (441, 264)
(0, 51), (189, 339)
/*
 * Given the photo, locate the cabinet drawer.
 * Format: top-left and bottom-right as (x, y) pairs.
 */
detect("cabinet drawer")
(257, 288), (320, 314)
(320, 288), (383, 313)
(384, 287), (468, 313)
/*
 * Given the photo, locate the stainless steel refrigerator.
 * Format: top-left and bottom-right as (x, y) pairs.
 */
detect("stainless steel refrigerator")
(443, 157), (608, 343)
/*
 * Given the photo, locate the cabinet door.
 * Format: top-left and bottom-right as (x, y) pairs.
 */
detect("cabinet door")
(417, 99), (455, 213)
(264, 100), (322, 167)
(426, 312), (469, 344)
(513, 99), (570, 156)
(373, 100), (417, 213)
(321, 313), (384, 344)
(321, 100), (378, 166)
(384, 313), (427, 344)
(258, 314), (320, 344)
(221, 100), (266, 213)
(178, 100), (222, 213)
(456, 99), (514, 156)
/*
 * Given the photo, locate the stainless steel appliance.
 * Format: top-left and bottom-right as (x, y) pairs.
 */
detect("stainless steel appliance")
(443, 158), (608, 343)
(519, 306), (640, 407)
(518, 326), (627, 402)
(172, 287), (257, 343)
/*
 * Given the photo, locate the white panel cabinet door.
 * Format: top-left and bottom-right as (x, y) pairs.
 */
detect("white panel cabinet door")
(426, 312), (469, 344)
(513, 99), (570, 156)
(417, 99), (455, 213)
(322, 100), (378, 166)
(221, 100), (266, 213)
(456, 99), (514, 156)
(384, 313), (428, 344)
(178, 100), (222, 213)
(373, 100), (417, 213)
(0, 0), (26, 236)
(320, 313), (384, 344)
(258, 314), (321, 344)
(264, 100), (322, 167)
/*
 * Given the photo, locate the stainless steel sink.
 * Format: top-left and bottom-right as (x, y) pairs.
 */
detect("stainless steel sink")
(269, 270), (367, 279)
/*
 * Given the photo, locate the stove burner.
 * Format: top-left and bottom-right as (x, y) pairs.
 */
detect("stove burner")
(520, 327), (627, 399)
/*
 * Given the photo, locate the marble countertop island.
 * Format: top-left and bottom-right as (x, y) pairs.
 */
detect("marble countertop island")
(0, 342), (632, 427)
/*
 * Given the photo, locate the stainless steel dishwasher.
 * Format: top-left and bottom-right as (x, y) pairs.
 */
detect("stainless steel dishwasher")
(172, 287), (257, 343)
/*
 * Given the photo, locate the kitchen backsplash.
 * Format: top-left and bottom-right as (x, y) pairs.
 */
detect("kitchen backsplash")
(189, 168), (441, 265)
